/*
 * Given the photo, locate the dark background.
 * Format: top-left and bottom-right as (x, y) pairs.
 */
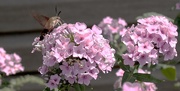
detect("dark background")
(0, 0), (180, 91)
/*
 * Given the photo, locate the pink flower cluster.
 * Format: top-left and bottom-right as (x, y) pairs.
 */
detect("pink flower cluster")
(121, 16), (178, 66)
(0, 47), (24, 76)
(32, 22), (116, 90)
(98, 16), (127, 40)
(114, 69), (157, 91)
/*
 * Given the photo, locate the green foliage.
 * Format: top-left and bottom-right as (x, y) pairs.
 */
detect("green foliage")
(0, 81), (10, 89)
(174, 13), (180, 34)
(43, 87), (51, 91)
(74, 83), (85, 91)
(121, 71), (136, 85)
(115, 88), (122, 91)
(119, 62), (131, 73)
(133, 73), (162, 83)
(0, 75), (45, 91)
(174, 82), (180, 88)
(160, 64), (177, 81)
(118, 59), (162, 85)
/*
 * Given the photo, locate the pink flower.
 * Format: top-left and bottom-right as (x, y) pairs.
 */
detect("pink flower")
(98, 16), (127, 41)
(43, 52), (57, 67)
(92, 25), (102, 35)
(53, 48), (66, 63)
(152, 34), (164, 47)
(0, 47), (6, 55)
(66, 43), (75, 57)
(121, 16), (178, 66)
(118, 18), (127, 26)
(144, 82), (157, 91)
(114, 69), (157, 91)
(168, 36), (177, 48)
(46, 80), (58, 90)
(138, 53), (151, 66)
(50, 74), (61, 84)
(66, 75), (77, 84)
(146, 25), (159, 34)
(74, 22), (87, 33)
(122, 82), (143, 91)
(114, 78), (122, 89)
(138, 41), (154, 53)
(57, 36), (70, 47)
(126, 43), (137, 53)
(38, 65), (48, 75)
(73, 60), (88, 74)
(116, 69), (124, 77)
(103, 16), (113, 24)
(122, 32), (134, 45)
(78, 73), (92, 85)
(60, 62), (72, 76)
(122, 54), (135, 66)
(0, 47), (24, 76)
(87, 67), (99, 79)
(32, 22), (115, 89)
(163, 48), (177, 60)
(73, 44), (86, 59)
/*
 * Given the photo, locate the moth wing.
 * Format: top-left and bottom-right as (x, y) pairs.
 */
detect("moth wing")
(31, 11), (49, 28)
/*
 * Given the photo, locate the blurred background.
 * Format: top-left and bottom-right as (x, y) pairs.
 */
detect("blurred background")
(0, 0), (180, 91)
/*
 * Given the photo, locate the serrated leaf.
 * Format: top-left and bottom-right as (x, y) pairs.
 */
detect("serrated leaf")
(161, 66), (177, 81)
(133, 73), (162, 83)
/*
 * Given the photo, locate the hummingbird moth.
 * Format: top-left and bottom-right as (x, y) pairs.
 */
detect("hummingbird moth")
(32, 8), (63, 40)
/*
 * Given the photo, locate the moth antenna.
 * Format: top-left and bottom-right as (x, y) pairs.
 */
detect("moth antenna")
(57, 11), (61, 16)
(55, 6), (58, 15)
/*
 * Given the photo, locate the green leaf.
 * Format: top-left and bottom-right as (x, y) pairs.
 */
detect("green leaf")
(118, 60), (131, 72)
(133, 73), (162, 83)
(174, 13), (180, 34)
(114, 34), (120, 41)
(74, 83), (81, 91)
(43, 87), (51, 91)
(116, 88), (122, 91)
(121, 71), (135, 85)
(161, 65), (177, 81)
(79, 84), (85, 91)
(115, 53), (122, 62)
(0, 81), (10, 88)
(174, 82), (180, 88)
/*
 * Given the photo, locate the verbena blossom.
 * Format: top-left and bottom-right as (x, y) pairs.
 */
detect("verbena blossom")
(0, 47), (24, 76)
(98, 16), (127, 41)
(32, 22), (116, 90)
(121, 16), (178, 66)
(114, 69), (157, 91)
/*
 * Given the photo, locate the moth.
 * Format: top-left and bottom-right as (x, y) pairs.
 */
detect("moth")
(32, 8), (63, 40)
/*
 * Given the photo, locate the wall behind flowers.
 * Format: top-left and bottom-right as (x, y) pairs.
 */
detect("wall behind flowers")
(0, 0), (180, 91)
